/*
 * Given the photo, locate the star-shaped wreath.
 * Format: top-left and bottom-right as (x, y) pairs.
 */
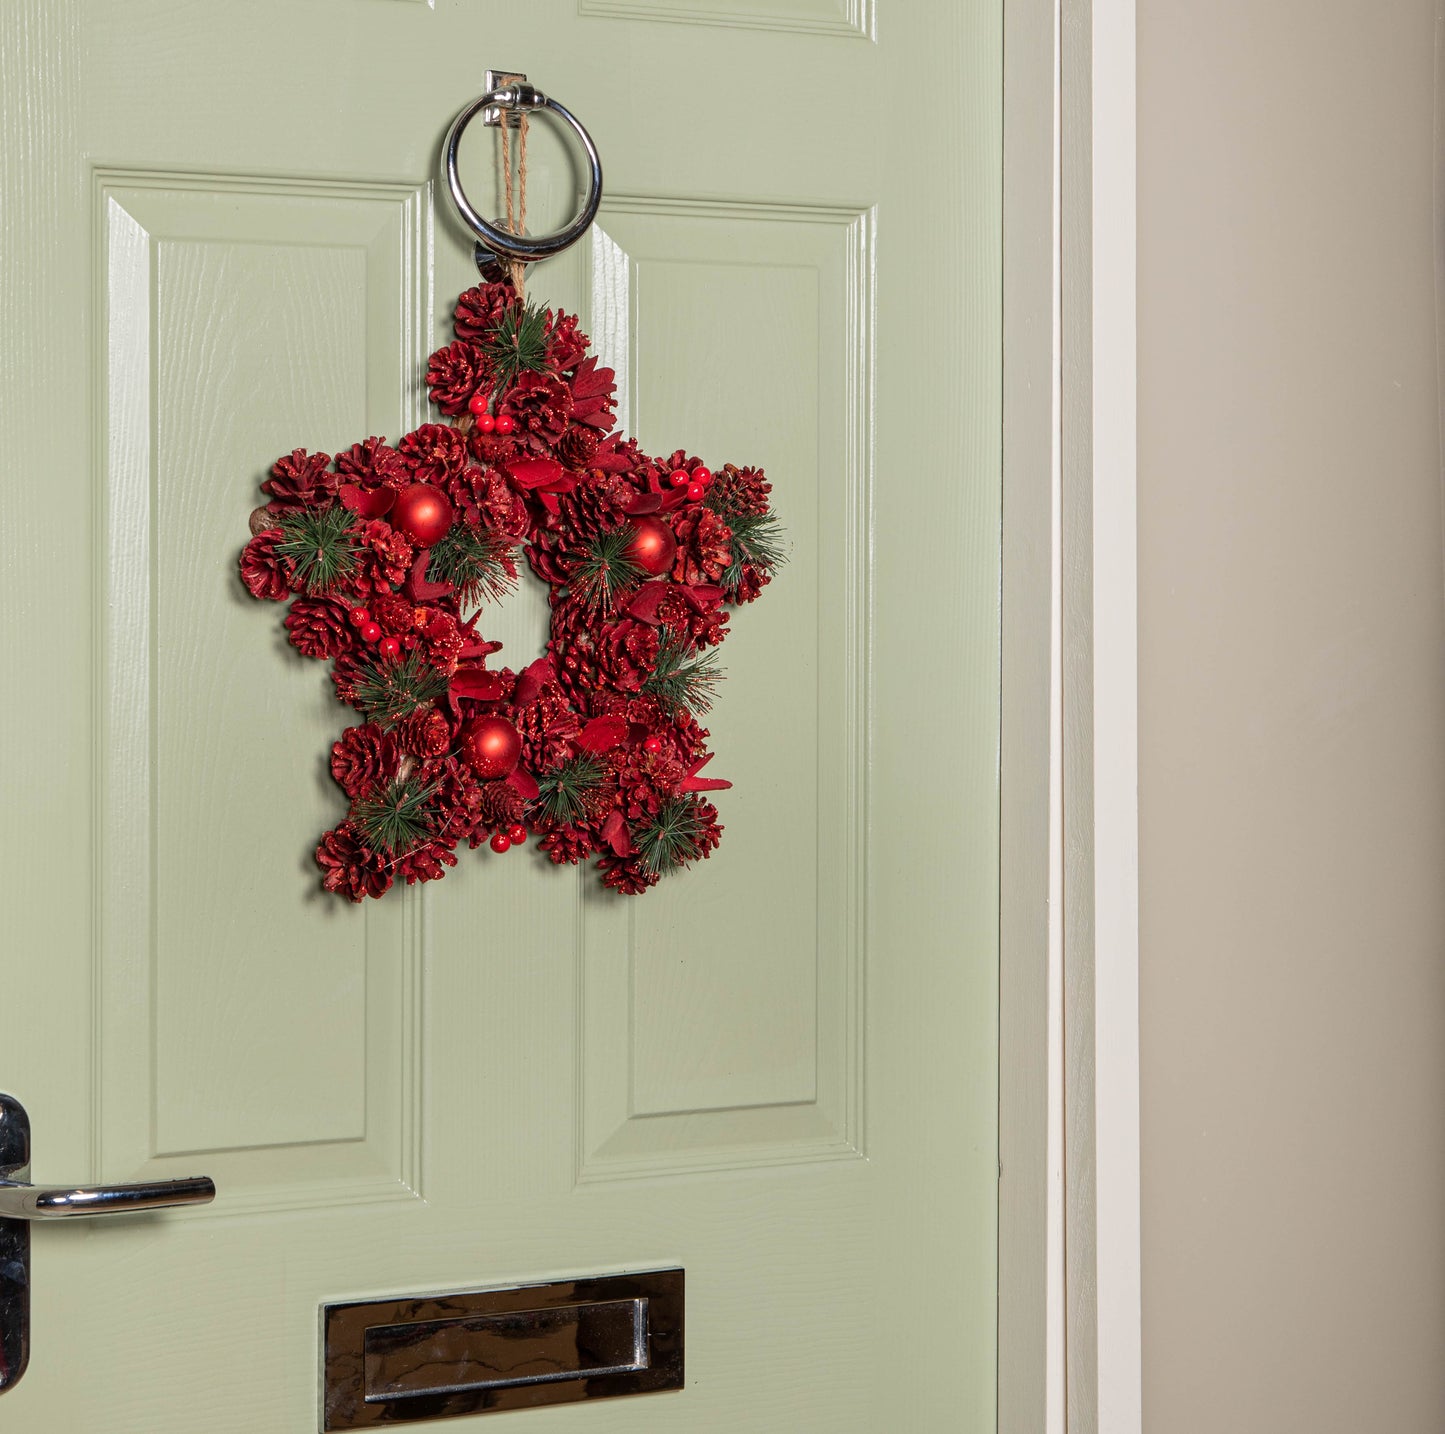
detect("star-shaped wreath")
(239, 270), (783, 900)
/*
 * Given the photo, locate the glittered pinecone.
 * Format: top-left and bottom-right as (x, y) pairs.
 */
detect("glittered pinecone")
(316, 822), (393, 901)
(545, 311), (588, 372)
(284, 596), (355, 659)
(239, 532), (290, 600)
(398, 424), (469, 488)
(497, 370), (572, 451)
(372, 591), (417, 637)
(670, 506), (733, 585)
(426, 340), (494, 416)
(555, 425), (600, 472)
(335, 437), (410, 491)
(395, 706), (451, 758)
(454, 281), (517, 341)
(263, 448), (336, 511)
(540, 826), (593, 865)
(330, 724), (399, 800)
(475, 779), (526, 831)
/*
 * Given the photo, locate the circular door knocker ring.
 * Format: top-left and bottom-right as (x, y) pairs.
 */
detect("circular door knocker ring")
(443, 83), (604, 267)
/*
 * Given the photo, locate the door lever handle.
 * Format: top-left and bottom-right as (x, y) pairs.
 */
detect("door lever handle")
(0, 1175), (215, 1220)
(0, 1091), (216, 1395)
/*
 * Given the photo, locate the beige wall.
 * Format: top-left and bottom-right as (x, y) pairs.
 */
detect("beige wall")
(1138, 2), (1445, 1428)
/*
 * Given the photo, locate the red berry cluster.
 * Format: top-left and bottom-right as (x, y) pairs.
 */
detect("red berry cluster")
(239, 272), (782, 901)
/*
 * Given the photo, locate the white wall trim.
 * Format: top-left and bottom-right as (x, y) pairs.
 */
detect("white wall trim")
(1001, 0), (1140, 1427)
(1062, 0), (1143, 1429)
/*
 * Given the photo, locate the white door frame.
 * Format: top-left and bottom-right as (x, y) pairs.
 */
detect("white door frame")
(999, 0), (1141, 1430)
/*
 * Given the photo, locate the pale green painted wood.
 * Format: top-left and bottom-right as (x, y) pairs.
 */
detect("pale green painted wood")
(0, 1), (1002, 1429)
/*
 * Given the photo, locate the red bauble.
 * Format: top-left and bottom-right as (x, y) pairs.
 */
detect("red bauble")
(349, 606), (371, 626)
(475, 411), (496, 433)
(643, 735), (663, 754)
(506, 823), (528, 845)
(686, 481), (705, 501)
(626, 518), (677, 578)
(391, 483), (454, 547)
(379, 636), (401, 660)
(359, 621), (382, 643)
(669, 469), (690, 488)
(460, 715), (522, 779)
(490, 832), (512, 853)
(693, 466), (712, 486)
(467, 393), (490, 416)
(494, 414), (516, 435)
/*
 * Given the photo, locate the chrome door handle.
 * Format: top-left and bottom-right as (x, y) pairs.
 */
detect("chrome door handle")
(0, 1091), (215, 1394)
(0, 1175), (214, 1220)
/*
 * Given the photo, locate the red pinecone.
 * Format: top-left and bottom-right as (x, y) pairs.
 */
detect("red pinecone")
(498, 370), (573, 451)
(399, 838), (459, 885)
(545, 310), (589, 372)
(426, 340), (494, 416)
(372, 591), (417, 636)
(454, 282), (517, 341)
(239, 532), (290, 600)
(335, 437), (409, 491)
(398, 424), (469, 487)
(330, 724), (399, 799)
(316, 822), (393, 901)
(540, 826), (593, 864)
(598, 853), (659, 895)
(284, 596), (355, 659)
(476, 778), (526, 830)
(555, 425), (600, 471)
(670, 506), (733, 585)
(263, 448), (336, 511)
(395, 706), (451, 758)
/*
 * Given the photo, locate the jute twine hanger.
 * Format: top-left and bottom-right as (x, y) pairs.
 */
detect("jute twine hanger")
(498, 89), (529, 300)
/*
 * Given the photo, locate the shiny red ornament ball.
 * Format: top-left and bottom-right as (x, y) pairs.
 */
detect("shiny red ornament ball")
(669, 469), (690, 488)
(507, 823), (528, 845)
(643, 735), (662, 754)
(460, 714), (522, 780)
(349, 606), (370, 626)
(391, 483), (454, 548)
(467, 393), (490, 416)
(475, 411), (496, 433)
(693, 466), (712, 486)
(494, 413), (516, 435)
(359, 621), (382, 644)
(686, 481), (705, 501)
(626, 517), (677, 578)
(379, 636), (401, 660)
(490, 832), (512, 854)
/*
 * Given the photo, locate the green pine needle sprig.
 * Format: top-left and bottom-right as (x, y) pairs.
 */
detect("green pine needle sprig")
(569, 526), (645, 616)
(427, 520), (518, 610)
(274, 504), (362, 594)
(635, 795), (709, 876)
(531, 755), (608, 827)
(350, 650), (449, 728)
(721, 509), (787, 589)
(352, 775), (438, 856)
(481, 302), (550, 388)
(643, 628), (723, 717)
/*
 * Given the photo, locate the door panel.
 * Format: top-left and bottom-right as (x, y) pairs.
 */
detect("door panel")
(0, 1), (1001, 1429)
